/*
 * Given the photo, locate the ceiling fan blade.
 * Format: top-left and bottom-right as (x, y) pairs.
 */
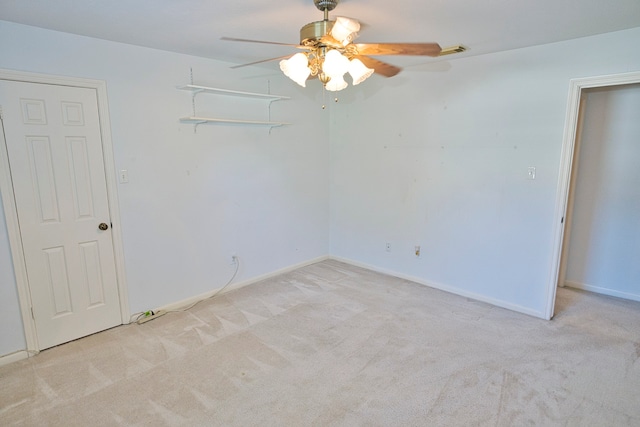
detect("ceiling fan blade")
(230, 55), (293, 69)
(355, 56), (402, 77)
(221, 37), (305, 49)
(354, 43), (442, 57)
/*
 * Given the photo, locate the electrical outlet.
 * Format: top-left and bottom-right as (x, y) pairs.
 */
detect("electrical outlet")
(527, 167), (536, 180)
(385, 242), (391, 252)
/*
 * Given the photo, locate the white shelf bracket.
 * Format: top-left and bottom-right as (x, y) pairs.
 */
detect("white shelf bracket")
(268, 99), (276, 124)
(193, 120), (207, 133)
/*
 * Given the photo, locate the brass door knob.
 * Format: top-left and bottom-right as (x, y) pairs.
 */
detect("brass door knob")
(98, 223), (109, 231)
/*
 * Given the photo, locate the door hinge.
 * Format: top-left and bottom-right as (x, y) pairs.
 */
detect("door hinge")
(30, 307), (35, 320)
(561, 217), (564, 224)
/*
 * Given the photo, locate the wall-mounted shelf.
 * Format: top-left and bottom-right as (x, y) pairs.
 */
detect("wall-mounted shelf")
(178, 83), (291, 131)
(179, 117), (290, 127)
(177, 85), (290, 102)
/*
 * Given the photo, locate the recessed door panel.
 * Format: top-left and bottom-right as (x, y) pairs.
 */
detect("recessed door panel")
(67, 137), (95, 219)
(27, 136), (60, 223)
(79, 240), (106, 307)
(43, 245), (73, 317)
(61, 101), (84, 126)
(21, 98), (47, 124)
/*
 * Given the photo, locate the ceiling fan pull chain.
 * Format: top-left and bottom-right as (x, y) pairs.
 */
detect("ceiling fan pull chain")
(322, 84), (326, 110)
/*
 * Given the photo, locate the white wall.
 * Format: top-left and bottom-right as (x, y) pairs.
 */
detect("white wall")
(329, 27), (640, 317)
(564, 84), (640, 300)
(0, 21), (330, 356)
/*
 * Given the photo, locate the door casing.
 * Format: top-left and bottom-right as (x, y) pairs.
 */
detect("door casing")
(545, 70), (640, 320)
(0, 69), (129, 354)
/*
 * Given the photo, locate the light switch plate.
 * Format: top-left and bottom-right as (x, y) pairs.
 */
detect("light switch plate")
(119, 169), (129, 183)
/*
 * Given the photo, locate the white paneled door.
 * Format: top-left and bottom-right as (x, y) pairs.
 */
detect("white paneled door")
(0, 80), (121, 350)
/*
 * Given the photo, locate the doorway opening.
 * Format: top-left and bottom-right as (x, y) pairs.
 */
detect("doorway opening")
(546, 71), (640, 319)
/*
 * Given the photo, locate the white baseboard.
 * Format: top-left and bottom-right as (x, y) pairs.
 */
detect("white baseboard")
(564, 280), (640, 302)
(330, 255), (546, 319)
(0, 350), (29, 367)
(139, 255), (330, 319)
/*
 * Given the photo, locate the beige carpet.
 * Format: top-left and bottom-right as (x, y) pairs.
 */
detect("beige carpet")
(1, 260), (639, 426)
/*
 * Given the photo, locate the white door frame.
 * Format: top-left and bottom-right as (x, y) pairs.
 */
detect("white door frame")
(544, 70), (640, 320)
(0, 69), (129, 353)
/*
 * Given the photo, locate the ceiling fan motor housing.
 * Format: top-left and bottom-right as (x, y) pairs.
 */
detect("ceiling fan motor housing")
(300, 20), (335, 45)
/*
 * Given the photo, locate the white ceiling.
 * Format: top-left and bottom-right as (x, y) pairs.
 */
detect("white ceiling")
(2, 0), (640, 70)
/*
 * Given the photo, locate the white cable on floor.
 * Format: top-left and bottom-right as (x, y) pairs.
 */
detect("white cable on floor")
(166, 255), (241, 313)
(135, 256), (240, 324)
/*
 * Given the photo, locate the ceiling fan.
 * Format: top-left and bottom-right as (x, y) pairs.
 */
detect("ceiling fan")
(222, 0), (465, 92)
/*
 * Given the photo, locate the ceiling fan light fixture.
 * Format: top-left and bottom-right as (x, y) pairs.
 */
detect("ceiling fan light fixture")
(325, 75), (348, 92)
(280, 53), (311, 87)
(331, 16), (360, 45)
(322, 49), (350, 78)
(225, 0), (465, 93)
(348, 58), (374, 85)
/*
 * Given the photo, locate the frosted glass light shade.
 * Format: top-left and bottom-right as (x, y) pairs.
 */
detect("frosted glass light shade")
(322, 50), (350, 78)
(325, 75), (348, 92)
(279, 53), (310, 87)
(348, 58), (374, 85)
(331, 17), (360, 45)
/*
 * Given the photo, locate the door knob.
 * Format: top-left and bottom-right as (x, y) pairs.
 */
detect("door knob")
(98, 223), (109, 231)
